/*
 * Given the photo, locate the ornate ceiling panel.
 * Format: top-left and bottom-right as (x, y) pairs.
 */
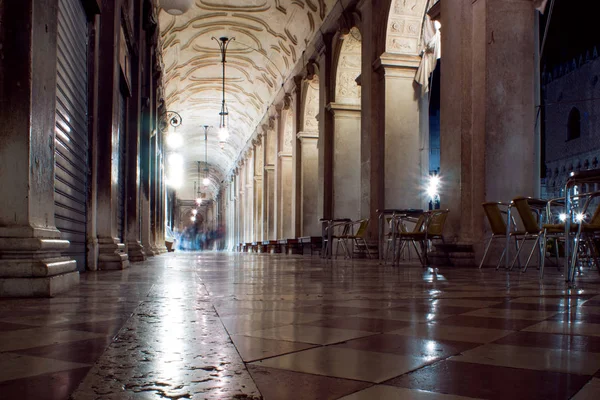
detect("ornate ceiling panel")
(159, 0), (336, 200)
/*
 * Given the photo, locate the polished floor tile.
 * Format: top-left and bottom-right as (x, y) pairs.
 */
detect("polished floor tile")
(524, 321), (600, 337)
(301, 317), (412, 333)
(435, 315), (538, 330)
(2, 252), (600, 399)
(220, 311), (324, 334)
(452, 343), (600, 375)
(0, 327), (107, 352)
(243, 324), (375, 345)
(355, 309), (449, 322)
(0, 367), (91, 400)
(334, 334), (478, 360)
(339, 385), (483, 400)
(461, 307), (558, 321)
(493, 330), (600, 352)
(252, 346), (432, 383)
(0, 353), (90, 382)
(230, 335), (316, 362)
(572, 378), (600, 400)
(386, 361), (590, 400)
(248, 365), (371, 400)
(390, 323), (512, 343)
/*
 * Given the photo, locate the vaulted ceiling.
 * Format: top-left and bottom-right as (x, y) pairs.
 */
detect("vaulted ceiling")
(159, 0), (337, 200)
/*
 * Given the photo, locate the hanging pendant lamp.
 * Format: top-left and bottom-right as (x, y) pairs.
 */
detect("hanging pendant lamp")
(212, 36), (235, 143)
(160, 0), (194, 15)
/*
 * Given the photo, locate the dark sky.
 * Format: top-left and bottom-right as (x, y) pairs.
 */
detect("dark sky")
(541, 0), (600, 69)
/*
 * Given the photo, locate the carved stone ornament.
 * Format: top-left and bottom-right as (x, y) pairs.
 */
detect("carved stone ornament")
(283, 93), (293, 110)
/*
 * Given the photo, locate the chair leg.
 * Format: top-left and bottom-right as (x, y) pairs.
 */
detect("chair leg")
(479, 236), (494, 269)
(522, 236), (541, 273)
(510, 237), (528, 271)
(539, 231), (548, 279)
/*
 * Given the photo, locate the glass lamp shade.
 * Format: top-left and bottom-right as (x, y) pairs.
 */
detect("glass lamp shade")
(160, 0), (194, 15)
(218, 126), (229, 141)
(166, 132), (183, 149)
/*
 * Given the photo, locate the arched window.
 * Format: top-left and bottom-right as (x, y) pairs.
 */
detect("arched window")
(567, 107), (581, 141)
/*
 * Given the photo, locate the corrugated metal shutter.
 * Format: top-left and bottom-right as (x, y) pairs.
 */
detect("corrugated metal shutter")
(54, 0), (88, 272)
(117, 93), (127, 242)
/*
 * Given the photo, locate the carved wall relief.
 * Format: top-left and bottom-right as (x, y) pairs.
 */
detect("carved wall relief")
(335, 27), (361, 104)
(304, 79), (319, 132)
(386, 0), (429, 55)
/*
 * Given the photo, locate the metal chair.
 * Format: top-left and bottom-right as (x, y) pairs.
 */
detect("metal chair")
(479, 202), (521, 269)
(336, 219), (373, 259)
(396, 210), (449, 267)
(510, 197), (547, 272)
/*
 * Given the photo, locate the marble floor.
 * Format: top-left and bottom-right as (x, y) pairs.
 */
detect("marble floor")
(2, 252), (600, 399)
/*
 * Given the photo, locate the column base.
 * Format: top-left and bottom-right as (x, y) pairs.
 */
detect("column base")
(0, 236), (79, 297)
(142, 243), (156, 257)
(98, 238), (129, 270)
(431, 243), (475, 267)
(0, 271), (79, 297)
(127, 240), (146, 262)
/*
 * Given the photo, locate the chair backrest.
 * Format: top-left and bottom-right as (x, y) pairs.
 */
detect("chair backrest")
(354, 219), (370, 237)
(426, 210), (449, 236)
(411, 214), (426, 233)
(482, 202), (507, 235)
(588, 203), (600, 225)
(512, 197), (541, 234)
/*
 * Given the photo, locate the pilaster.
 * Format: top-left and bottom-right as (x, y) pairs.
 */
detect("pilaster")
(0, 0), (79, 296)
(96, 0), (129, 270)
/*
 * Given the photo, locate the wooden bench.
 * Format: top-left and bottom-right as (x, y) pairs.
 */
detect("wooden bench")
(278, 238), (302, 255)
(300, 236), (323, 256)
(263, 240), (280, 254)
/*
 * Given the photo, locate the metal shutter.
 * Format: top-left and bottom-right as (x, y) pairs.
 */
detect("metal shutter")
(54, 0), (88, 272)
(117, 93), (127, 242)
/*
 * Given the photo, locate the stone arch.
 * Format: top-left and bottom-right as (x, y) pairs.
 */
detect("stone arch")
(385, 0), (430, 55)
(333, 27), (362, 105)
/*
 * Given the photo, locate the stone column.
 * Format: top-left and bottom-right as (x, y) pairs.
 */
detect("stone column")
(264, 122), (277, 239)
(440, 0), (536, 260)
(245, 152), (255, 243)
(375, 53), (427, 210)
(316, 36), (335, 220)
(254, 139), (264, 241)
(358, 0), (384, 238)
(277, 108), (294, 239)
(140, 44), (156, 257)
(328, 103), (362, 220)
(239, 162), (246, 244)
(156, 151), (167, 253)
(96, 0), (128, 270)
(298, 132), (320, 236)
(125, 0), (146, 262)
(0, 0), (79, 297)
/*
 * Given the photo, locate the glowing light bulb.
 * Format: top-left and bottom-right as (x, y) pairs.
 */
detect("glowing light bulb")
(168, 153), (184, 167)
(203, 177), (210, 185)
(192, 209), (197, 215)
(575, 213), (586, 222)
(166, 132), (183, 149)
(219, 126), (229, 141)
(191, 216), (196, 222)
(559, 213), (568, 222)
(196, 197), (202, 205)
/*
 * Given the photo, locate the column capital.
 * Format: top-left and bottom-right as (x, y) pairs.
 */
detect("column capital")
(297, 131), (319, 141)
(374, 53), (421, 76)
(326, 102), (361, 115)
